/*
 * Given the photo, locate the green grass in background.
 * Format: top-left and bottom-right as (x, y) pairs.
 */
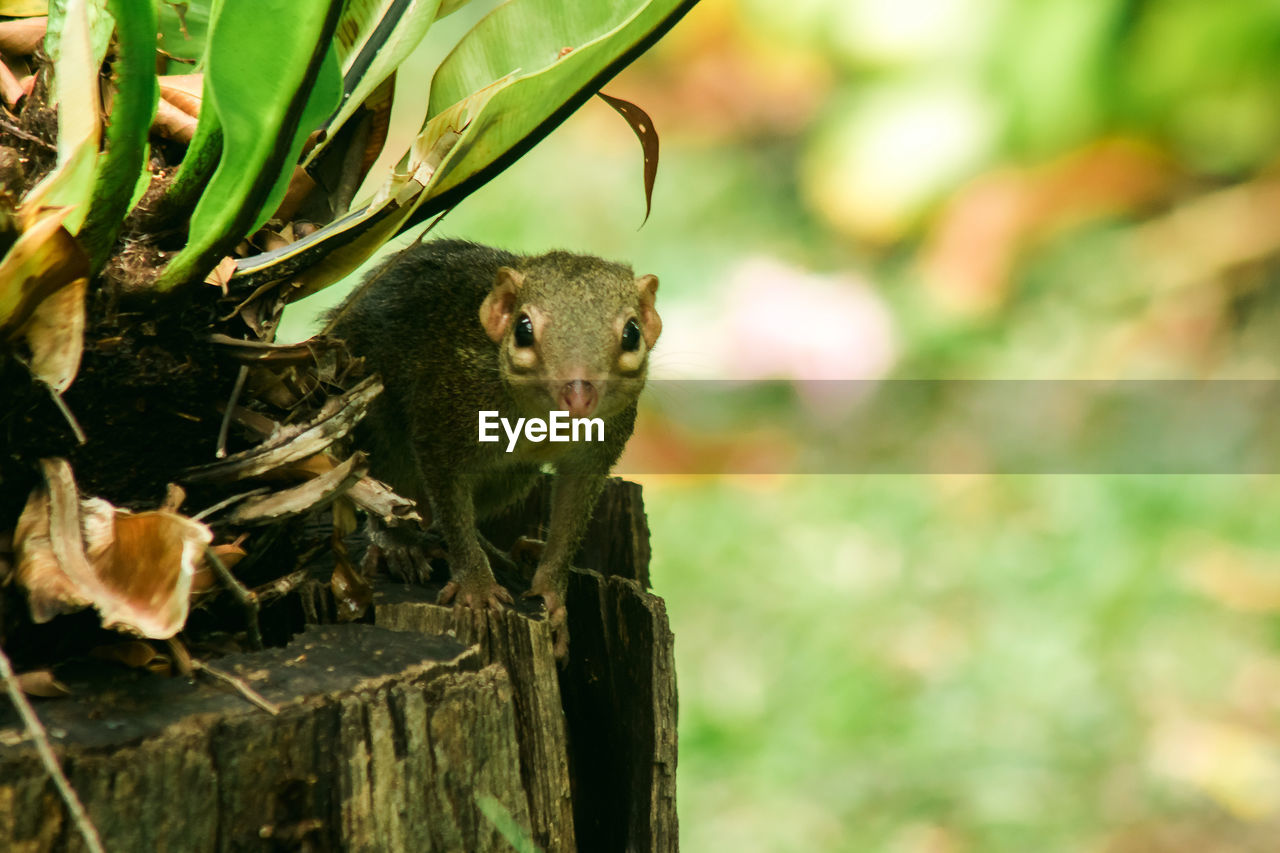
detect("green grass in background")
(645, 474), (1280, 852)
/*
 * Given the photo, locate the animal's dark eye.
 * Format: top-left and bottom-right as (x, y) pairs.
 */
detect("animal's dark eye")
(514, 314), (535, 347)
(620, 318), (642, 352)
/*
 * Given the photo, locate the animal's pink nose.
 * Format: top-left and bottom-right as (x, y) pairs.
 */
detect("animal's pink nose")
(558, 380), (598, 418)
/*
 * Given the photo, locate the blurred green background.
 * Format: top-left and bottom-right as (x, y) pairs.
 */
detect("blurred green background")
(283, 0), (1280, 849)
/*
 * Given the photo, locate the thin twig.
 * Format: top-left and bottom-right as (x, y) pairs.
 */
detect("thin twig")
(0, 114), (55, 151)
(192, 486), (269, 521)
(47, 386), (86, 445)
(215, 364), (250, 458)
(0, 645), (105, 853)
(252, 568), (310, 605)
(205, 545), (263, 650)
(191, 659), (279, 715)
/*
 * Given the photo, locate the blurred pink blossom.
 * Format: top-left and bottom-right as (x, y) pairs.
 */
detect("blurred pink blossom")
(656, 256), (897, 421)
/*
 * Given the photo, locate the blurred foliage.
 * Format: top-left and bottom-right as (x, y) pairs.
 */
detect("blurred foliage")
(282, 0), (1280, 850)
(647, 474), (1280, 852)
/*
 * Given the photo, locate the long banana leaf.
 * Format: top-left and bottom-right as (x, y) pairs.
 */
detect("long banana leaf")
(228, 0), (697, 297)
(153, 0), (343, 292)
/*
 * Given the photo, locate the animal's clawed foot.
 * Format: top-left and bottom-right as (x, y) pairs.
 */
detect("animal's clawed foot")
(437, 578), (514, 611)
(523, 581), (568, 660)
(479, 534), (545, 580)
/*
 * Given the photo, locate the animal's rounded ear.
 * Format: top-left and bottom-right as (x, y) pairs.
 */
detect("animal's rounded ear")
(479, 267), (524, 342)
(636, 274), (662, 347)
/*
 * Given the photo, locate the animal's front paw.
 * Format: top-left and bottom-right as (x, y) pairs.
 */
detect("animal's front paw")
(437, 577), (514, 611)
(509, 536), (545, 571)
(363, 519), (444, 583)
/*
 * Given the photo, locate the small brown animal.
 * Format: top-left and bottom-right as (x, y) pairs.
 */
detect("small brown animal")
(329, 239), (661, 655)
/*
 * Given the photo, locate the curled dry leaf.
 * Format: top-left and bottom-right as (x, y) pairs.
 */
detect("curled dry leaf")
(15, 669), (71, 699)
(153, 97), (198, 144)
(0, 207), (89, 336)
(23, 275), (87, 394)
(158, 73), (202, 117)
(89, 640), (159, 669)
(15, 475), (93, 622)
(0, 58), (24, 108)
(598, 92), (659, 225)
(193, 540), (247, 594)
(0, 16), (47, 55)
(183, 375), (382, 484)
(346, 475), (425, 526)
(92, 642), (174, 676)
(227, 452), (368, 525)
(203, 256), (238, 293)
(14, 459), (214, 638)
(92, 510), (214, 638)
(287, 452), (338, 479)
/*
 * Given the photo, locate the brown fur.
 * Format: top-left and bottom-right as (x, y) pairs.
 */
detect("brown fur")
(329, 239), (660, 654)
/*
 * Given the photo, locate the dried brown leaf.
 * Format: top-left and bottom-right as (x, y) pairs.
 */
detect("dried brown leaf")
(39, 459), (96, 612)
(0, 57), (25, 108)
(0, 208), (88, 336)
(14, 459), (213, 637)
(158, 73), (202, 117)
(598, 92), (659, 225)
(203, 256), (238, 293)
(89, 640), (159, 669)
(13, 485), (91, 621)
(153, 97), (198, 144)
(23, 275), (87, 393)
(193, 541), (247, 594)
(227, 452), (368, 525)
(0, 16), (47, 55)
(16, 669), (71, 698)
(183, 375), (382, 484)
(288, 452), (338, 479)
(331, 557), (371, 620)
(93, 510), (212, 637)
(346, 476), (425, 526)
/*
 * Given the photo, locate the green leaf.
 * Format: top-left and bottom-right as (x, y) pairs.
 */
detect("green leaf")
(412, 0), (696, 220)
(77, 0), (159, 273)
(475, 794), (538, 853)
(230, 88), (484, 299)
(302, 0), (444, 170)
(154, 0), (344, 292)
(249, 42), (342, 232)
(156, 0), (214, 64)
(229, 0), (694, 299)
(45, 0), (113, 92)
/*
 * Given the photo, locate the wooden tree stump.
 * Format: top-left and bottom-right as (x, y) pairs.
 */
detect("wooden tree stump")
(0, 478), (677, 852)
